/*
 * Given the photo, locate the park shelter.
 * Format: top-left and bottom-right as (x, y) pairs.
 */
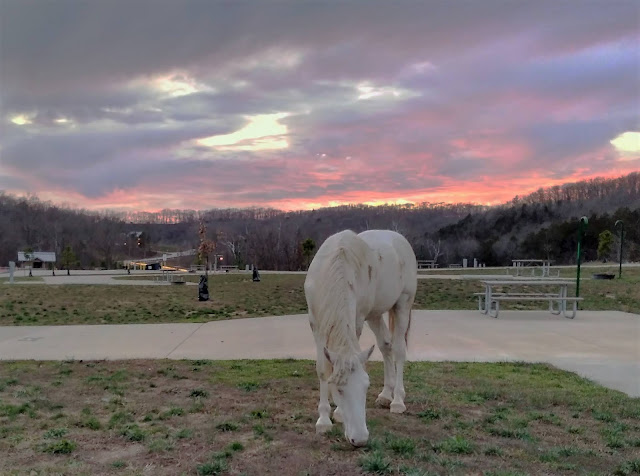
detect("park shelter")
(17, 251), (56, 268)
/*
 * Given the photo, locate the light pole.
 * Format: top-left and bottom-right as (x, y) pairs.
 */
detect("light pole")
(615, 220), (624, 279)
(213, 254), (223, 272)
(576, 216), (588, 298)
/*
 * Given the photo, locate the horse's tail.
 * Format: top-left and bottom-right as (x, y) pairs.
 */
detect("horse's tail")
(388, 307), (411, 351)
(405, 309), (412, 350)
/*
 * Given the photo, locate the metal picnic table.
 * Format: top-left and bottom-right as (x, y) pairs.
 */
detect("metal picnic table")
(477, 278), (582, 319)
(511, 259), (555, 277)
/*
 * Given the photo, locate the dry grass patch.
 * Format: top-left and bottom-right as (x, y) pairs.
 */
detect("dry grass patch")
(0, 360), (638, 475)
(2, 267), (639, 326)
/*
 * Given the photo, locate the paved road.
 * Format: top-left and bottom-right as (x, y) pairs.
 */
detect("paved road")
(0, 310), (637, 397)
(4, 262), (638, 284)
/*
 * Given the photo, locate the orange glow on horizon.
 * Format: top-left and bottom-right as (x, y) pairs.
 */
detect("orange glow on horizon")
(5, 168), (636, 215)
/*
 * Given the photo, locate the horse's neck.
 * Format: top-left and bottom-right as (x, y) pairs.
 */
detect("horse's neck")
(325, 316), (360, 354)
(318, 283), (360, 354)
(313, 238), (366, 355)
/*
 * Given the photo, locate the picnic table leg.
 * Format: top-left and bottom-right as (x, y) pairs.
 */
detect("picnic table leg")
(562, 286), (577, 319)
(489, 298), (499, 318)
(550, 285), (562, 315)
(563, 300), (577, 319)
(481, 284), (490, 314)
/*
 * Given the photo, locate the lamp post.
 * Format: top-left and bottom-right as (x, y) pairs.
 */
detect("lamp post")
(615, 220), (624, 279)
(212, 254), (223, 272)
(576, 216), (588, 298)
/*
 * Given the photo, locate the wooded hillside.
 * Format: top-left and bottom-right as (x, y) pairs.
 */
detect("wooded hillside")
(1, 173), (637, 269)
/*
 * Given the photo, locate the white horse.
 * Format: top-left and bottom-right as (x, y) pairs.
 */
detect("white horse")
(304, 229), (417, 447)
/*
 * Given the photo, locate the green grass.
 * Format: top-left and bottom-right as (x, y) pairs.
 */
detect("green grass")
(0, 276), (44, 283)
(77, 416), (101, 430)
(1, 359), (639, 474)
(175, 428), (193, 439)
(120, 424), (147, 441)
(215, 421), (239, 432)
(196, 459), (228, 475)
(2, 266), (638, 326)
(41, 439), (76, 454)
(159, 406), (185, 419)
(434, 435), (475, 454)
(359, 450), (392, 474)
(615, 459), (640, 475)
(385, 433), (416, 456)
(189, 388), (209, 398)
(43, 427), (67, 438)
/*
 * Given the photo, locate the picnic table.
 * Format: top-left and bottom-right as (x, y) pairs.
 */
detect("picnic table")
(417, 260), (438, 269)
(219, 265), (239, 272)
(476, 278), (582, 319)
(511, 259), (556, 277)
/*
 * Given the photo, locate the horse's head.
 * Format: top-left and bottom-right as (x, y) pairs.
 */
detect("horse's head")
(324, 345), (375, 447)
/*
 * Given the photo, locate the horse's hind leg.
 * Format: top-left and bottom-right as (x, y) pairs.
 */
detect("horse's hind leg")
(390, 298), (412, 414)
(367, 313), (395, 407)
(315, 351), (333, 434)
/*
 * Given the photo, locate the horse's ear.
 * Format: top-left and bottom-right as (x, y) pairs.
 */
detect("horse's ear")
(359, 345), (375, 365)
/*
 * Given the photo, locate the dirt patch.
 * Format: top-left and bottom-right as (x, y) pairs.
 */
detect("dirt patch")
(0, 360), (638, 475)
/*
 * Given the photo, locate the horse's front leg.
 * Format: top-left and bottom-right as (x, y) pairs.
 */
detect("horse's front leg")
(367, 313), (395, 407)
(315, 360), (333, 433)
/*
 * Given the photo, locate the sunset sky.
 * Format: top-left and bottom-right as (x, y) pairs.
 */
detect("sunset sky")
(1, 0), (638, 212)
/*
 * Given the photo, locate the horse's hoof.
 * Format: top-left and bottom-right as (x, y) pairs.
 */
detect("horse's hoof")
(375, 395), (392, 407)
(390, 402), (406, 414)
(332, 407), (343, 423)
(316, 420), (332, 434)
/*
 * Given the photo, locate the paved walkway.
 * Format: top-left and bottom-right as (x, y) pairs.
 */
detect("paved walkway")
(0, 310), (637, 397)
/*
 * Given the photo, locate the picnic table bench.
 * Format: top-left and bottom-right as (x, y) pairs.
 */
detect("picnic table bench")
(475, 279), (583, 319)
(417, 260), (438, 269)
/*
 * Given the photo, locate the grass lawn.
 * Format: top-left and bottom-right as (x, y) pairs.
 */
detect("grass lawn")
(1, 267), (638, 326)
(0, 276), (44, 283)
(1, 360), (638, 475)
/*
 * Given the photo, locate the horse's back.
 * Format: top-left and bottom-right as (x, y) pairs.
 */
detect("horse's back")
(358, 230), (417, 273)
(357, 230), (417, 309)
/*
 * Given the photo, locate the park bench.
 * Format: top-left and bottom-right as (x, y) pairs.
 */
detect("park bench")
(476, 279), (583, 319)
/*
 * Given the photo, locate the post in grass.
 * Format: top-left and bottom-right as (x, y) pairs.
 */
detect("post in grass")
(615, 220), (624, 279)
(576, 216), (588, 299)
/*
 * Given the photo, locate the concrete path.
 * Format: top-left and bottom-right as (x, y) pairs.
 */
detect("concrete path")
(0, 310), (637, 398)
(4, 270), (195, 286)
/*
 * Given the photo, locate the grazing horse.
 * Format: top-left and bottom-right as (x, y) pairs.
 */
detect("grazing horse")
(304, 229), (417, 446)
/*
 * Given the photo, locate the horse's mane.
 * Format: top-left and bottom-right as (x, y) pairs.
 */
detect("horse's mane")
(311, 230), (370, 355)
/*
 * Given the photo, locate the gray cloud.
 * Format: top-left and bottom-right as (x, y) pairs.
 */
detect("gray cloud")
(0, 0), (638, 209)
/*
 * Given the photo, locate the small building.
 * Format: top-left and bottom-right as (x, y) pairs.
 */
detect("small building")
(17, 251), (56, 269)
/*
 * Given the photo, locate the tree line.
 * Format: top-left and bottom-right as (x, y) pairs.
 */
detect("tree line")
(0, 172), (637, 270)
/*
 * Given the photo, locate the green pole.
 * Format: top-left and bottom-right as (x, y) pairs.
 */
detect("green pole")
(576, 216), (588, 298)
(615, 220), (624, 279)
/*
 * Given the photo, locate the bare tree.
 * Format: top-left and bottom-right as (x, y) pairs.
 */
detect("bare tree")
(426, 238), (442, 262)
(198, 221), (216, 275)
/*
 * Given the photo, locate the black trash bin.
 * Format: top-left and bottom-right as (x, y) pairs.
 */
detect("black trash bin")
(198, 275), (210, 301)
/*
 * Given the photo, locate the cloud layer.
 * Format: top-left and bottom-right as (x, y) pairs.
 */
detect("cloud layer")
(1, 0), (638, 211)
